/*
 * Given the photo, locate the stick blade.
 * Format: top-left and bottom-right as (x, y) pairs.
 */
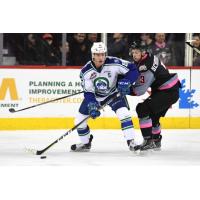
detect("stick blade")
(24, 147), (45, 155)
(24, 147), (37, 155)
(36, 150), (44, 155)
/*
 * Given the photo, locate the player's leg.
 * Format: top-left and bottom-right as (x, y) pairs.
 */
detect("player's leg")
(150, 84), (180, 149)
(109, 95), (141, 151)
(136, 92), (171, 151)
(135, 101), (156, 151)
(71, 99), (93, 152)
(151, 113), (165, 150)
(138, 87), (179, 151)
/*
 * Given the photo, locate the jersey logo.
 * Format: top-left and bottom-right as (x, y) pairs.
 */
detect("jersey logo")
(94, 77), (110, 93)
(90, 72), (97, 79)
(139, 65), (147, 71)
(104, 71), (112, 78)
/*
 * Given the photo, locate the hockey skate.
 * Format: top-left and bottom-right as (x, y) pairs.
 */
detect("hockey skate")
(71, 135), (93, 152)
(153, 135), (162, 150)
(140, 138), (156, 152)
(127, 139), (141, 153)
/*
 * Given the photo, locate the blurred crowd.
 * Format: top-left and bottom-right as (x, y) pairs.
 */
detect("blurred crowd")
(2, 33), (200, 66)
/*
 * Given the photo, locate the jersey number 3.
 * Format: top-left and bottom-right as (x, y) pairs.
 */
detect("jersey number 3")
(140, 75), (145, 84)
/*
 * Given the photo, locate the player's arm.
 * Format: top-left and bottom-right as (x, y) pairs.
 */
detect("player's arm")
(117, 60), (139, 95)
(132, 70), (155, 96)
(80, 72), (100, 119)
(80, 71), (96, 101)
(117, 59), (139, 83)
(123, 62), (139, 84)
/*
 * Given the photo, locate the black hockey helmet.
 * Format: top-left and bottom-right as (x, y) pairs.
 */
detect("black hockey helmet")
(131, 41), (140, 49)
(129, 41), (146, 56)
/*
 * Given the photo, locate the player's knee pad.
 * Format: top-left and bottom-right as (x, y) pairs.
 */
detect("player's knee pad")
(136, 103), (150, 118)
(116, 107), (131, 121)
(75, 112), (88, 129)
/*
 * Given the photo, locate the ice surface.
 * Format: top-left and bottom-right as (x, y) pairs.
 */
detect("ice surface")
(0, 129), (200, 166)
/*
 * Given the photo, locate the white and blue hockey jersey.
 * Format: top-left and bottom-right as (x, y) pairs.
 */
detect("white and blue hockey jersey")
(80, 56), (139, 102)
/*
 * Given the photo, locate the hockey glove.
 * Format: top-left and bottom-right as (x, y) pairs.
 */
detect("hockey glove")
(117, 79), (131, 95)
(88, 102), (101, 119)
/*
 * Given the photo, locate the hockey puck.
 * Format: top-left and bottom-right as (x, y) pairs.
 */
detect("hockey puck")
(40, 156), (47, 159)
(9, 108), (15, 113)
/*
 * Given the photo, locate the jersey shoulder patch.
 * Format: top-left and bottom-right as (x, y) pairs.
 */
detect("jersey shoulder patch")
(106, 56), (121, 65)
(106, 56), (129, 67)
(140, 53), (155, 72)
(138, 65), (148, 72)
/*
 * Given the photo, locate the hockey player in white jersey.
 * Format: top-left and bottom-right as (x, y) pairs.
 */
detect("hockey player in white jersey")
(71, 42), (140, 152)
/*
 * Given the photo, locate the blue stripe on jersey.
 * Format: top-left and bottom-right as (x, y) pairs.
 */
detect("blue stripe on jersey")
(104, 63), (129, 71)
(105, 56), (123, 65)
(81, 61), (93, 75)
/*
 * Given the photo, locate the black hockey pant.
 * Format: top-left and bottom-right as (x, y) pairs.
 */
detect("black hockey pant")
(136, 82), (180, 139)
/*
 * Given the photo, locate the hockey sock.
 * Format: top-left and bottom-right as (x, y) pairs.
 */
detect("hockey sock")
(77, 126), (90, 144)
(116, 107), (136, 141)
(139, 116), (152, 139)
(120, 116), (135, 140)
(152, 124), (161, 139)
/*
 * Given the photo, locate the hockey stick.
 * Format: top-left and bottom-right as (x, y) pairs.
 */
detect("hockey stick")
(27, 92), (121, 155)
(186, 41), (200, 55)
(26, 115), (91, 155)
(9, 91), (83, 113)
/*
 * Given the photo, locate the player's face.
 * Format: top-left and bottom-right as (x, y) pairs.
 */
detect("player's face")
(92, 53), (106, 68)
(131, 49), (142, 62)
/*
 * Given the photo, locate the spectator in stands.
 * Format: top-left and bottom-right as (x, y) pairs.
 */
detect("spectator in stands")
(108, 33), (129, 59)
(68, 33), (88, 66)
(140, 33), (154, 53)
(151, 33), (175, 66)
(86, 33), (98, 60)
(41, 33), (60, 66)
(167, 33), (185, 66)
(23, 34), (43, 65)
(87, 33), (98, 44)
(58, 41), (71, 66)
(192, 34), (200, 66)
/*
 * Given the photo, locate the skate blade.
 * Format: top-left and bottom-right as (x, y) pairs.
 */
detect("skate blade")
(139, 149), (154, 156)
(129, 148), (141, 155)
(70, 149), (91, 152)
(153, 147), (162, 151)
